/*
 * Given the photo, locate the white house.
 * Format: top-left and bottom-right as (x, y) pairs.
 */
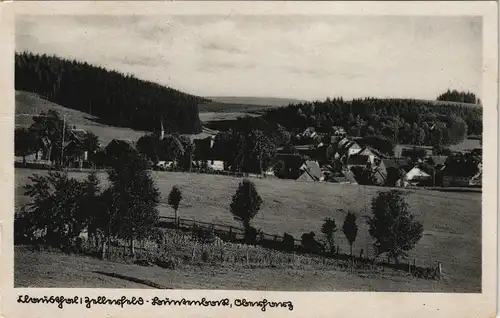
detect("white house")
(397, 166), (431, 187)
(208, 160), (224, 171)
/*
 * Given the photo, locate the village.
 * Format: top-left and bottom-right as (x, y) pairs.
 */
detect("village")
(16, 117), (482, 191)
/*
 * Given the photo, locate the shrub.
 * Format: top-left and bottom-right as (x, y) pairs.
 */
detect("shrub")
(20, 172), (91, 249)
(201, 250), (210, 263)
(300, 231), (323, 254)
(321, 218), (337, 254)
(281, 233), (295, 252)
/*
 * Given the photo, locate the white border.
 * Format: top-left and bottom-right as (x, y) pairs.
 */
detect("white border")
(0, 2), (497, 318)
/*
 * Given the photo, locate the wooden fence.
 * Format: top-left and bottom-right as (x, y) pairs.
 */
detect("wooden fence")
(158, 216), (302, 246)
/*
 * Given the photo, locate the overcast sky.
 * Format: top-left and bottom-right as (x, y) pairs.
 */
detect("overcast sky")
(16, 15), (482, 101)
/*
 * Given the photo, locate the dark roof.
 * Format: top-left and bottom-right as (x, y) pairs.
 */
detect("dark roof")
(106, 139), (136, 149)
(70, 129), (87, 141)
(381, 158), (410, 170)
(428, 155), (447, 166)
(442, 160), (480, 177)
(275, 153), (304, 170)
(347, 154), (370, 166)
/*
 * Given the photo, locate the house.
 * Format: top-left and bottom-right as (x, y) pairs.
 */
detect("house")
(297, 160), (323, 182)
(394, 144), (433, 159)
(400, 165), (432, 186)
(332, 126), (347, 137)
(337, 138), (362, 157)
(371, 160), (388, 185)
(302, 127), (317, 138)
(471, 148), (482, 158)
(378, 158), (411, 186)
(326, 170), (358, 184)
(351, 146), (383, 166)
(426, 155), (448, 169)
(208, 160), (224, 171)
(273, 154), (304, 179)
(441, 156), (482, 187)
(105, 139), (137, 163)
(347, 153), (371, 168)
(63, 128), (90, 168)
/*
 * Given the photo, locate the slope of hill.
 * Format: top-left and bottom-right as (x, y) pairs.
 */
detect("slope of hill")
(15, 52), (207, 134)
(16, 90), (218, 145)
(15, 169), (481, 292)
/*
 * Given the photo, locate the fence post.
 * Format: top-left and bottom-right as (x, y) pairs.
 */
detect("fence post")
(191, 242), (196, 262)
(437, 262), (442, 276)
(246, 250), (250, 265)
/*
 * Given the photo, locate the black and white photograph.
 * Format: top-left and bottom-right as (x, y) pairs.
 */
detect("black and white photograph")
(1, 1), (498, 317)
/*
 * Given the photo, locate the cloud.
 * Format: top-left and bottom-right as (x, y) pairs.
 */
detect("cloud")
(15, 15), (482, 100)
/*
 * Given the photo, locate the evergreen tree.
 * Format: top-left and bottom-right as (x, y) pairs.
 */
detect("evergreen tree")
(168, 186), (182, 227)
(342, 211), (358, 257)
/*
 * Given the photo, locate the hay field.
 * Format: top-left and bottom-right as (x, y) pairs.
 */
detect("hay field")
(15, 168), (482, 292)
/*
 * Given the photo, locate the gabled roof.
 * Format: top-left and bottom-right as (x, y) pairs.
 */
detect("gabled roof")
(299, 160), (322, 181)
(69, 128), (87, 141)
(406, 166), (431, 178)
(382, 158), (410, 170)
(297, 171), (317, 182)
(106, 139), (136, 149)
(427, 156), (447, 166)
(347, 154), (370, 166)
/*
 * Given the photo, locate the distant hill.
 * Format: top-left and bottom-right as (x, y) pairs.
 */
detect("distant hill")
(15, 52), (208, 134)
(206, 96), (308, 107)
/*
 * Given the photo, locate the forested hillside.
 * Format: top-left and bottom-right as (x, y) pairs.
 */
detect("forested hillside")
(15, 52), (209, 134)
(262, 97), (482, 147)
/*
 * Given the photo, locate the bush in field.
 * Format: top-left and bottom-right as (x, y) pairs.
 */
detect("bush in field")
(229, 179), (263, 243)
(321, 217), (337, 254)
(20, 172), (90, 249)
(342, 211), (358, 257)
(300, 231), (323, 254)
(168, 186), (182, 227)
(281, 232), (295, 252)
(106, 152), (160, 258)
(366, 190), (423, 264)
(192, 224), (217, 254)
(244, 226), (264, 245)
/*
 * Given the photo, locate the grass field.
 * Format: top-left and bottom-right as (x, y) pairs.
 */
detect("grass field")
(15, 168), (482, 292)
(15, 246), (450, 291)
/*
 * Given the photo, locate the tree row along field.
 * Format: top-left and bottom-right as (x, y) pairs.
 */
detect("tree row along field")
(15, 168), (481, 292)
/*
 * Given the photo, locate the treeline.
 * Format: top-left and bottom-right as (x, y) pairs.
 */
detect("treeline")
(437, 89), (481, 105)
(15, 52), (208, 133)
(261, 96), (482, 146)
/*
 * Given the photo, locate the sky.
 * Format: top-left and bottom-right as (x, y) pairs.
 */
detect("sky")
(16, 15), (482, 101)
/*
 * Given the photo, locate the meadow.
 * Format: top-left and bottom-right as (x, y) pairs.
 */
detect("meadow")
(15, 168), (482, 292)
